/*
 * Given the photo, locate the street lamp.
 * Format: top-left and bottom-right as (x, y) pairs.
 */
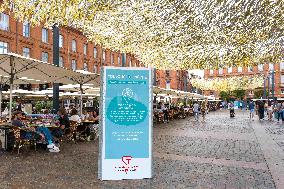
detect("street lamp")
(264, 69), (275, 99)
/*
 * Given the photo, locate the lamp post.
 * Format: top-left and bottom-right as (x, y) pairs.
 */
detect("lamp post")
(271, 70), (275, 98)
(52, 25), (60, 114)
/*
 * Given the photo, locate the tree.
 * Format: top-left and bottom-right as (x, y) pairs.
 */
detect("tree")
(254, 89), (268, 99)
(219, 91), (230, 101)
(233, 89), (246, 100)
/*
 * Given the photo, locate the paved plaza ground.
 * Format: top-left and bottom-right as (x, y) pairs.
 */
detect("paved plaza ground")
(1, 110), (284, 189)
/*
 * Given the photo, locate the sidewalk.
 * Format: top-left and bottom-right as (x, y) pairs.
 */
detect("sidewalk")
(0, 110), (283, 188)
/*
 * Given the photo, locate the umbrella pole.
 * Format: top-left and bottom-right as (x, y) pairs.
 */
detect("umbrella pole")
(8, 78), (13, 122)
(0, 76), (3, 118)
(80, 84), (83, 116)
(9, 56), (15, 122)
(0, 82), (2, 118)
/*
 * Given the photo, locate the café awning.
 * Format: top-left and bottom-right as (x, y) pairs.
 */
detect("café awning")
(0, 53), (99, 120)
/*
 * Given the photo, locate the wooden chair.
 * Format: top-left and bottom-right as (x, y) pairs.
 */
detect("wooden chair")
(66, 121), (78, 142)
(12, 127), (36, 154)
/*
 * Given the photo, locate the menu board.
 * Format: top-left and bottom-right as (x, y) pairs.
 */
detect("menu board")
(98, 67), (153, 180)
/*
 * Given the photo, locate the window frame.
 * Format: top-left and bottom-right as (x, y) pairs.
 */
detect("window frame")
(102, 49), (106, 62)
(59, 34), (64, 48)
(227, 67), (232, 73)
(41, 52), (49, 62)
(258, 64), (264, 72)
(248, 66), (253, 72)
(42, 28), (48, 43)
(83, 62), (88, 71)
(23, 47), (30, 58)
(111, 54), (114, 64)
(238, 67), (242, 73)
(59, 56), (64, 67)
(71, 59), (77, 71)
(0, 13), (9, 31)
(71, 39), (77, 52)
(0, 41), (8, 53)
(83, 44), (87, 55)
(93, 64), (97, 73)
(94, 47), (97, 58)
(118, 56), (121, 65)
(269, 63), (274, 71)
(23, 21), (30, 37)
(281, 75), (284, 84)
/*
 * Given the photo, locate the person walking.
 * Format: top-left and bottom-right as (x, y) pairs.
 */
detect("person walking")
(201, 101), (207, 122)
(276, 101), (283, 123)
(267, 102), (273, 121)
(248, 100), (255, 120)
(258, 101), (265, 120)
(193, 101), (200, 121)
(161, 103), (169, 123)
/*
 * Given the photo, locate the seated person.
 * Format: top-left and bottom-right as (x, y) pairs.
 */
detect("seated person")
(81, 110), (88, 121)
(12, 111), (60, 152)
(87, 111), (99, 123)
(52, 108), (70, 140)
(69, 109), (81, 123)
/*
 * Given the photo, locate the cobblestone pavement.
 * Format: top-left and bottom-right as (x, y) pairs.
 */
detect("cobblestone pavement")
(0, 110), (284, 189)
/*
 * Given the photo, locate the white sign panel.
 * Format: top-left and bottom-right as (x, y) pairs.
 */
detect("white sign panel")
(98, 67), (153, 180)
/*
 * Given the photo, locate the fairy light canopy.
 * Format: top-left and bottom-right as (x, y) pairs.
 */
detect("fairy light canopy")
(191, 75), (265, 92)
(1, 0), (283, 70)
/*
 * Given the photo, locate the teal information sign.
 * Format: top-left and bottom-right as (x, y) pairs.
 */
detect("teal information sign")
(104, 68), (151, 159)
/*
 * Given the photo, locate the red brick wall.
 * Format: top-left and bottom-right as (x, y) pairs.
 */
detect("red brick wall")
(204, 63), (284, 98)
(0, 13), (188, 91)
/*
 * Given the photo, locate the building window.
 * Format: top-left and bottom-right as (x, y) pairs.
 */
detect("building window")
(166, 80), (171, 89)
(23, 47), (30, 58)
(111, 54), (114, 64)
(84, 62), (88, 71)
(84, 44), (87, 55)
(0, 41), (8, 53)
(269, 63), (274, 71)
(102, 49), (106, 62)
(129, 60), (132, 67)
(41, 52), (48, 62)
(23, 21), (30, 37)
(165, 70), (170, 77)
(0, 13), (9, 31)
(71, 39), (76, 52)
(71, 60), (77, 71)
(209, 70), (214, 75)
(94, 47), (97, 58)
(118, 56), (120, 65)
(59, 56), (64, 67)
(281, 89), (284, 94)
(248, 66), (253, 72)
(59, 35), (63, 48)
(42, 28), (48, 43)
(258, 64), (264, 72)
(238, 67), (242, 72)
(93, 64), (97, 73)
(218, 68), (223, 75)
(280, 62), (284, 70)
(228, 67), (232, 73)
(281, 75), (284, 84)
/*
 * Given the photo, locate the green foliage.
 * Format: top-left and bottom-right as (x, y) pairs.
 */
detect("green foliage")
(219, 91), (230, 101)
(7, 101), (17, 110)
(232, 89), (246, 100)
(35, 101), (53, 113)
(254, 90), (268, 99)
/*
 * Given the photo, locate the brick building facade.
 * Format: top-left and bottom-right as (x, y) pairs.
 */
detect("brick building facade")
(0, 12), (190, 91)
(204, 62), (284, 99)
